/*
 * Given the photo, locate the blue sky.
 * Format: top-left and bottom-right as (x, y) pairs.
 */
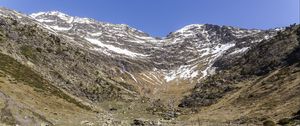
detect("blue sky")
(0, 0), (299, 37)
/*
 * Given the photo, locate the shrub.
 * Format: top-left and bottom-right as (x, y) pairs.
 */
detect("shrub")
(278, 118), (291, 125)
(0, 30), (6, 43)
(263, 120), (276, 126)
(20, 45), (37, 60)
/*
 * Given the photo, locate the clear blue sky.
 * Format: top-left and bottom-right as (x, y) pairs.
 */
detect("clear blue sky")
(0, 0), (299, 37)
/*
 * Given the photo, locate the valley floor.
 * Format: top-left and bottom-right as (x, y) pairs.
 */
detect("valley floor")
(1, 65), (300, 125)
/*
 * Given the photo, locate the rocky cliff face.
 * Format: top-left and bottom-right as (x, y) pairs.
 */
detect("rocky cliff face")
(0, 7), (299, 125)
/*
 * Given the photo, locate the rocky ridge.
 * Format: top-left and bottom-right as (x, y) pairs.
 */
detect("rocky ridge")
(29, 10), (278, 86)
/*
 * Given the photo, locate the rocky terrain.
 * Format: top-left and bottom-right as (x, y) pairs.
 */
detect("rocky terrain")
(179, 24), (300, 125)
(0, 7), (299, 125)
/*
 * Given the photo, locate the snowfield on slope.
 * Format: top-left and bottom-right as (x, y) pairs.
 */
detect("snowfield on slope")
(85, 38), (148, 57)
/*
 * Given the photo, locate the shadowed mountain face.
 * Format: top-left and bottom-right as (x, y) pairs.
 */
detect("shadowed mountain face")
(0, 7), (299, 125)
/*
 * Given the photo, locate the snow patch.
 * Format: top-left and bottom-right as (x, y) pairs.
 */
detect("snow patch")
(129, 40), (145, 44)
(49, 11), (70, 20)
(74, 17), (92, 24)
(31, 11), (74, 23)
(90, 47), (111, 56)
(164, 65), (198, 82)
(230, 47), (249, 55)
(175, 24), (204, 33)
(164, 72), (177, 82)
(212, 43), (236, 54)
(198, 43), (236, 79)
(0, 13), (8, 18)
(264, 35), (271, 40)
(67, 16), (74, 23)
(135, 36), (156, 40)
(50, 25), (72, 31)
(199, 48), (210, 57)
(35, 19), (54, 23)
(89, 32), (103, 36)
(85, 38), (148, 57)
(30, 12), (45, 18)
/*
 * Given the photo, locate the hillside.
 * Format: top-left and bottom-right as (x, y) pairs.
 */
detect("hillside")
(179, 24), (300, 125)
(0, 7), (299, 125)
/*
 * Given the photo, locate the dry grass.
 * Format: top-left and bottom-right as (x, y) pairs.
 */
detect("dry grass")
(184, 66), (300, 125)
(0, 73), (107, 125)
(0, 53), (91, 111)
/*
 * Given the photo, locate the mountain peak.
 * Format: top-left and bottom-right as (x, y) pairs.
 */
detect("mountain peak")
(175, 24), (205, 33)
(30, 11), (70, 18)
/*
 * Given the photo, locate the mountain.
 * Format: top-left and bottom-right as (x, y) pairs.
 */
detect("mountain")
(179, 24), (300, 125)
(28, 10), (277, 89)
(0, 7), (299, 125)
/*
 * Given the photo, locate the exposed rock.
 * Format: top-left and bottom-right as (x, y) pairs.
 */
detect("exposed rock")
(180, 24), (300, 108)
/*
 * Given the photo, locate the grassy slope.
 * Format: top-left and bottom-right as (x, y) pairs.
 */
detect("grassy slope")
(0, 53), (91, 111)
(0, 72), (109, 125)
(0, 52), (126, 125)
(180, 65), (300, 125)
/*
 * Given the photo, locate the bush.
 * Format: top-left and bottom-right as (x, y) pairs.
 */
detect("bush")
(278, 118), (291, 125)
(20, 45), (37, 60)
(263, 120), (276, 126)
(0, 30), (6, 43)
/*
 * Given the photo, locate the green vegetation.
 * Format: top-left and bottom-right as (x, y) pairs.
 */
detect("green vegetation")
(0, 29), (6, 43)
(85, 76), (122, 101)
(0, 53), (91, 111)
(263, 120), (276, 126)
(20, 45), (37, 61)
(277, 110), (300, 125)
(278, 118), (291, 125)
